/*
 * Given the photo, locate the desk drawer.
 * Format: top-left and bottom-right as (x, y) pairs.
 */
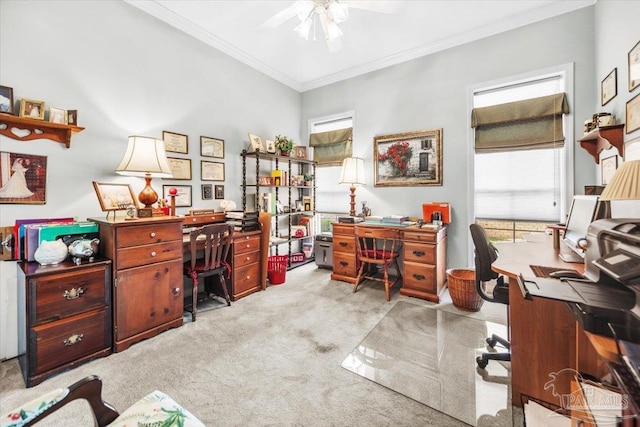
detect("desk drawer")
(32, 267), (108, 325)
(234, 250), (260, 268)
(334, 235), (356, 253)
(234, 235), (260, 255)
(117, 223), (181, 248)
(403, 242), (436, 264)
(332, 224), (354, 236)
(182, 213), (225, 226)
(333, 252), (357, 277)
(403, 261), (436, 293)
(233, 263), (260, 295)
(117, 241), (182, 269)
(402, 230), (438, 243)
(32, 309), (109, 374)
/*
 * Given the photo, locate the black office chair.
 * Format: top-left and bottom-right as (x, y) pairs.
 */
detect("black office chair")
(469, 223), (511, 369)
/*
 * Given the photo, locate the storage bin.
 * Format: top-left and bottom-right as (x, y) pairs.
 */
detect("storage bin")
(267, 255), (288, 285)
(446, 269), (483, 312)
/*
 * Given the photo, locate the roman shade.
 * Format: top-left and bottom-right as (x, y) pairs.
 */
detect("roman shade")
(471, 93), (569, 152)
(309, 127), (353, 166)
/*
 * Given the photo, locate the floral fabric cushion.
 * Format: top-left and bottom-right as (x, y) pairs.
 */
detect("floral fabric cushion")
(107, 390), (205, 427)
(1, 388), (68, 427)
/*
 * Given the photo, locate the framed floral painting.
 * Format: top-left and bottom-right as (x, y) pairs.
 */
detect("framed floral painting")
(374, 129), (442, 187)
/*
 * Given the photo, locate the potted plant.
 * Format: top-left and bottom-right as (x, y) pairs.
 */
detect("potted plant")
(303, 174), (313, 186)
(274, 135), (294, 156)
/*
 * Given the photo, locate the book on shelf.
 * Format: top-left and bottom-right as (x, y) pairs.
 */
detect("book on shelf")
(270, 169), (288, 186)
(257, 192), (277, 214)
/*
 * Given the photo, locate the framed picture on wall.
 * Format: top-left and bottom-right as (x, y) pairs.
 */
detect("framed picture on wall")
(214, 185), (224, 199)
(626, 92), (640, 134)
(201, 184), (213, 200)
(163, 185), (192, 207)
(1, 152), (48, 204)
(601, 155), (618, 186)
(629, 39), (640, 92)
(200, 136), (224, 158)
(201, 160), (225, 181)
(165, 157), (192, 180)
(601, 68), (617, 106)
(162, 131), (189, 154)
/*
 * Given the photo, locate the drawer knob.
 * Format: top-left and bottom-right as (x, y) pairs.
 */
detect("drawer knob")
(413, 273), (425, 280)
(340, 261), (348, 267)
(151, 251), (157, 257)
(63, 287), (85, 300)
(63, 333), (83, 346)
(172, 287), (180, 295)
(246, 244), (250, 248)
(413, 250), (425, 257)
(150, 232), (156, 238)
(246, 256), (250, 260)
(246, 275), (251, 280)
(339, 242), (348, 247)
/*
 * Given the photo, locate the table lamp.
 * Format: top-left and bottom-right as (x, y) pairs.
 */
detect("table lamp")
(339, 157), (365, 216)
(116, 136), (173, 215)
(599, 159), (640, 217)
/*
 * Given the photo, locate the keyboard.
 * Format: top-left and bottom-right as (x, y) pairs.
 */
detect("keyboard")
(530, 264), (580, 278)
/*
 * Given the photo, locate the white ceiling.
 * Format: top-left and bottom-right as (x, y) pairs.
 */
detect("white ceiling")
(125, 0), (595, 92)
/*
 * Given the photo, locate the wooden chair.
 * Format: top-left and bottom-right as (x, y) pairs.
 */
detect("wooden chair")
(183, 223), (234, 321)
(1, 375), (205, 426)
(353, 226), (402, 301)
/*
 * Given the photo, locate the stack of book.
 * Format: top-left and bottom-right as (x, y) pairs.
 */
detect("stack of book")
(225, 211), (260, 231)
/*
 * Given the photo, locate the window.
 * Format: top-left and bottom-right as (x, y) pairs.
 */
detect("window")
(473, 74), (568, 224)
(308, 112), (354, 166)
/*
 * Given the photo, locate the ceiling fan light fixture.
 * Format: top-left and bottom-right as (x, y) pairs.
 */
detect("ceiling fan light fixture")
(294, 17), (313, 40)
(294, 0), (315, 21)
(328, 1), (349, 24)
(325, 20), (343, 41)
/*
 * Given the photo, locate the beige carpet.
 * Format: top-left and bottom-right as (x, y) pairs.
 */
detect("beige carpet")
(0, 263), (513, 426)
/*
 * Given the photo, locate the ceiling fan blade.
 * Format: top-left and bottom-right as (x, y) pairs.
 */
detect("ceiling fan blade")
(256, 4), (298, 30)
(342, 0), (401, 14)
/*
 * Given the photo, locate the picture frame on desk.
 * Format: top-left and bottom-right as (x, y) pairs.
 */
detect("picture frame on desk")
(92, 181), (136, 211)
(163, 184), (191, 207)
(374, 128), (443, 187)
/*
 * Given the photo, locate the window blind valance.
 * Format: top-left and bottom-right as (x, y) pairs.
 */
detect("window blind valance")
(471, 93), (569, 152)
(309, 127), (353, 166)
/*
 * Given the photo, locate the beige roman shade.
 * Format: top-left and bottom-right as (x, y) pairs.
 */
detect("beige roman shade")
(309, 127), (353, 166)
(471, 93), (569, 153)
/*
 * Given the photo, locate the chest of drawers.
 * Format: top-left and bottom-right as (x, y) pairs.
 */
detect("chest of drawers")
(18, 258), (112, 387)
(330, 224), (359, 283)
(91, 217), (184, 352)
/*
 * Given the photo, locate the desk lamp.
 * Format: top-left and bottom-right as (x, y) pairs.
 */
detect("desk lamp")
(339, 157), (365, 216)
(116, 136), (173, 215)
(599, 159), (640, 217)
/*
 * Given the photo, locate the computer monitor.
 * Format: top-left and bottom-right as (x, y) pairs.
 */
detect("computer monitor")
(560, 195), (600, 263)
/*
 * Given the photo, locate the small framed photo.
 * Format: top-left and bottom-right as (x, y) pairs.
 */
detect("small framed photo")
(48, 106), (68, 124)
(629, 40), (640, 92)
(19, 99), (45, 120)
(265, 139), (276, 153)
(0, 86), (14, 114)
(626, 92), (640, 134)
(293, 146), (307, 159)
(162, 130), (189, 154)
(92, 182), (137, 211)
(201, 184), (213, 200)
(163, 185), (192, 207)
(201, 136), (224, 158)
(601, 68), (617, 106)
(67, 110), (78, 126)
(201, 160), (225, 181)
(601, 155), (618, 186)
(215, 185), (224, 199)
(248, 133), (264, 152)
(165, 157), (192, 180)
(258, 175), (273, 186)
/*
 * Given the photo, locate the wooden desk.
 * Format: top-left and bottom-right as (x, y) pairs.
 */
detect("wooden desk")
(331, 222), (447, 302)
(493, 235), (609, 409)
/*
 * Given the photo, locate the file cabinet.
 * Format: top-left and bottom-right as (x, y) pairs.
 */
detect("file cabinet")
(230, 230), (262, 300)
(18, 258), (112, 387)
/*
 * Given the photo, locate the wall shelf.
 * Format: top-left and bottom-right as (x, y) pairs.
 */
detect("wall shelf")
(578, 124), (625, 164)
(0, 114), (85, 148)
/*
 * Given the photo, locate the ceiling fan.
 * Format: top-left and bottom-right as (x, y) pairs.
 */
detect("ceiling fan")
(257, 0), (399, 53)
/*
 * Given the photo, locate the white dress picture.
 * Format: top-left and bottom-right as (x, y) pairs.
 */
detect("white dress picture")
(0, 158), (34, 198)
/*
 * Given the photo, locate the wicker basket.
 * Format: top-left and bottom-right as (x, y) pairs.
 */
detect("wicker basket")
(446, 269), (483, 312)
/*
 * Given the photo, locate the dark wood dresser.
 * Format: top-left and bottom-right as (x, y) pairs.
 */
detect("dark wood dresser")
(90, 217), (184, 352)
(18, 258), (112, 387)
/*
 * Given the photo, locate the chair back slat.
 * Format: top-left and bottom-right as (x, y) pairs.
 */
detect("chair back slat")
(354, 226), (400, 260)
(189, 223), (234, 271)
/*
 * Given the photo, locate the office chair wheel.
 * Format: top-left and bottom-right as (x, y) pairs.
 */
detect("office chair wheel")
(476, 356), (488, 369)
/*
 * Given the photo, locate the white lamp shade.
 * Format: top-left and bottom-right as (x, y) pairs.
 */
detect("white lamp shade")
(600, 160), (640, 201)
(339, 157), (365, 185)
(116, 136), (173, 178)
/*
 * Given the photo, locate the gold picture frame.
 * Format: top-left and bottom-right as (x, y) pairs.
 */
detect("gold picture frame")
(162, 130), (189, 154)
(92, 182), (137, 211)
(200, 136), (224, 158)
(19, 99), (45, 120)
(48, 106), (68, 124)
(374, 128), (443, 187)
(248, 133), (264, 152)
(201, 160), (225, 181)
(165, 157), (192, 180)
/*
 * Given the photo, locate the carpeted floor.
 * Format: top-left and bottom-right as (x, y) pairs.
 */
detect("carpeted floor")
(0, 263), (518, 426)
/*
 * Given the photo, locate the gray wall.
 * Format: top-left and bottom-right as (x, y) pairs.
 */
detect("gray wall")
(302, 6), (599, 269)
